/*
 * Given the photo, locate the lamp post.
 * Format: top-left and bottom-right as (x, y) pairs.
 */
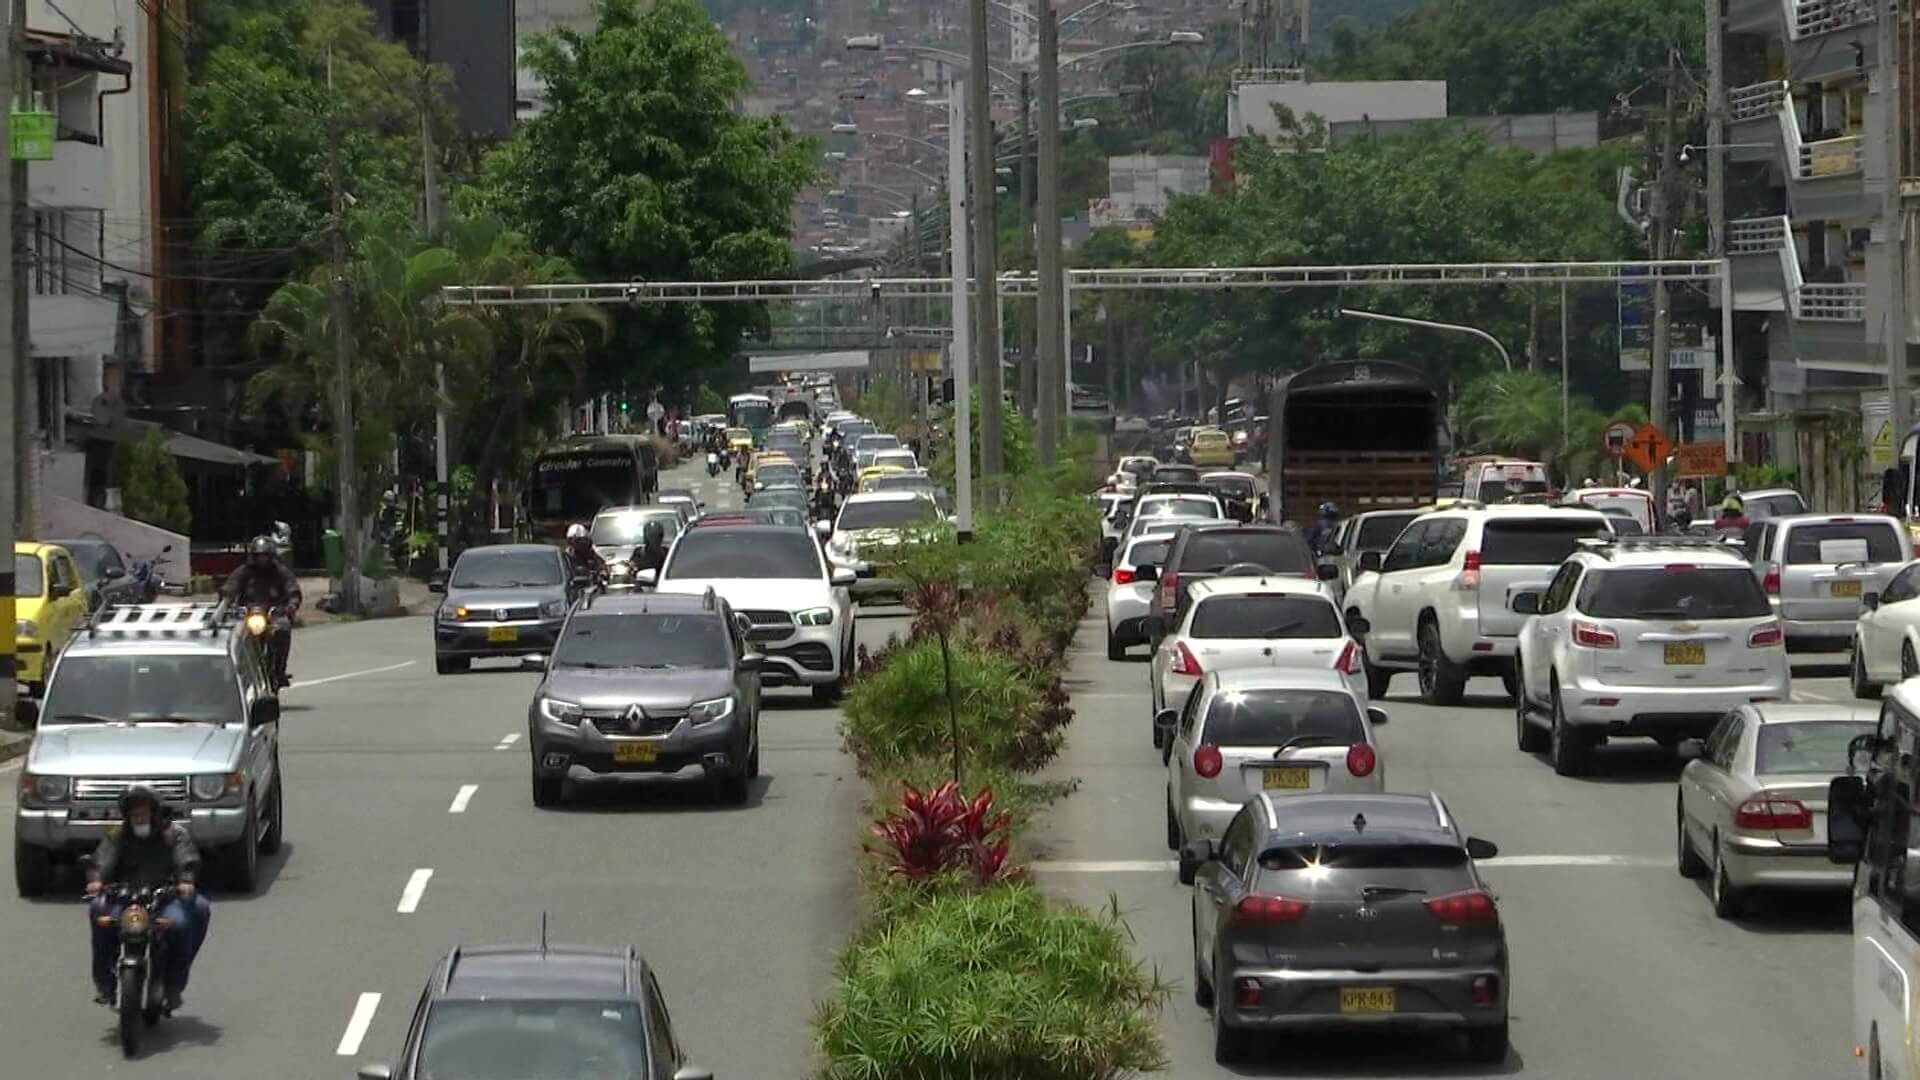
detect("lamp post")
(1338, 308), (1513, 371)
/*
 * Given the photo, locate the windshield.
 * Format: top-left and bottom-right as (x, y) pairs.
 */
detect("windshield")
(667, 529), (823, 580)
(1123, 539), (1171, 568)
(1354, 513), (1419, 551)
(854, 435), (900, 453)
(838, 422), (876, 440)
(591, 512), (682, 546)
(1138, 497), (1218, 519)
(755, 489), (810, 511)
(1604, 513), (1647, 536)
(1478, 478), (1551, 502)
(766, 436), (807, 456)
(728, 401), (774, 428)
(451, 551), (564, 589)
(1578, 567), (1771, 619)
(1191, 594), (1343, 639)
(758, 464), (802, 485)
(43, 654), (242, 725)
(13, 553), (42, 597)
(1202, 688), (1363, 747)
(530, 457), (638, 521)
(1178, 531), (1313, 575)
(872, 451), (917, 469)
(415, 999), (648, 1080)
(1480, 518), (1609, 565)
(872, 475), (934, 494)
(1154, 466), (1202, 484)
(1783, 522), (1905, 565)
(1755, 721), (1876, 774)
(1747, 493), (1808, 518)
(725, 427), (751, 442)
(779, 401), (812, 420)
(839, 499), (939, 531)
(553, 612), (732, 669)
(1204, 477), (1255, 497)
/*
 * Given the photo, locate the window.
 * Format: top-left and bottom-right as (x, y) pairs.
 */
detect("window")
(1177, 531), (1313, 576)
(13, 553), (42, 597)
(1354, 513), (1419, 551)
(1711, 713), (1744, 769)
(1381, 522), (1433, 573)
(666, 529), (823, 580)
(552, 613), (734, 670)
(1576, 567), (1772, 620)
(1421, 519), (1468, 566)
(1138, 497), (1217, 519)
(1189, 594), (1342, 639)
(1755, 721), (1877, 774)
(1884, 566), (1920, 606)
(415, 1000), (649, 1080)
(1479, 518), (1609, 565)
(837, 498), (938, 531)
(644, 972), (680, 1064)
(41, 654), (243, 726)
(1177, 682), (1203, 739)
(1540, 563), (1582, 615)
(1124, 539), (1170, 569)
(1703, 711), (1740, 768)
(591, 512), (682, 547)
(1199, 688), (1364, 748)
(1782, 522), (1905, 565)
(1220, 808), (1256, 879)
(450, 551), (564, 589)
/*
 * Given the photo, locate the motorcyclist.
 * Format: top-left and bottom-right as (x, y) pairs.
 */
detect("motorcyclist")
(632, 521), (669, 576)
(813, 474), (839, 519)
(1307, 502), (1341, 555)
(564, 524), (608, 583)
(222, 536), (300, 687)
(1713, 494), (1750, 533)
(84, 786), (206, 1009)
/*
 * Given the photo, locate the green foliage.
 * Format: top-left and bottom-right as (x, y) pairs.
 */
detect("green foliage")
(929, 392), (1036, 489)
(693, 386), (728, 416)
(843, 639), (1063, 775)
(113, 430), (192, 536)
(814, 884), (1170, 1080)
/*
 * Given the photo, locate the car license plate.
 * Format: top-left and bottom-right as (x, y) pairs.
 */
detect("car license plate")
(1664, 642), (1706, 665)
(1831, 580), (1863, 598)
(613, 743), (657, 764)
(1339, 988), (1395, 1014)
(1262, 767), (1311, 790)
(487, 626), (519, 643)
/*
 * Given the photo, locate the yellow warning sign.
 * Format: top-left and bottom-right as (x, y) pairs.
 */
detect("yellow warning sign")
(1873, 420), (1896, 468)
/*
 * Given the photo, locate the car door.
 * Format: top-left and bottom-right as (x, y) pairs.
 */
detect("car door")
(1682, 710), (1745, 853)
(1192, 805), (1256, 976)
(1860, 562), (1920, 678)
(1356, 521), (1435, 657)
(1523, 562), (1582, 701)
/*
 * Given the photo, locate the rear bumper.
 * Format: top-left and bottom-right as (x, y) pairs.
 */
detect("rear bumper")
(1219, 963), (1506, 1032)
(1779, 616), (1855, 650)
(1721, 835), (1853, 890)
(1558, 672), (1791, 735)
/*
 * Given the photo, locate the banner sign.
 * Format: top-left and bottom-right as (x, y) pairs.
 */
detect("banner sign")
(748, 350), (870, 373)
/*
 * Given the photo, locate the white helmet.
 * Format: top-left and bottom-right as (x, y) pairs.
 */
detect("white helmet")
(566, 523), (589, 541)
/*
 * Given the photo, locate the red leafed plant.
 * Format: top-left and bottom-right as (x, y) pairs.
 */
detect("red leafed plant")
(867, 781), (1019, 885)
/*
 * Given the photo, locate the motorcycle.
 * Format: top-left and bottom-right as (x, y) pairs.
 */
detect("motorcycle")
(706, 452), (720, 477)
(242, 606), (293, 688)
(92, 883), (179, 1057)
(132, 545), (184, 601)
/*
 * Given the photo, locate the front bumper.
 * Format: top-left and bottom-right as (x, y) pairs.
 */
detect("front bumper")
(17, 802), (250, 853)
(531, 714), (742, 781)
(749, 624), (842, 686)
(1721, 835), (1854, 890)
(14, 641), (44, 684)
(1557, 671), (1791, 735)
(1218, 963), (1507, 1033)
(435, 617), (565, 658)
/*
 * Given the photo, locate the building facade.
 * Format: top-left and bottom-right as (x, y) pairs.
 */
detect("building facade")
(362, 0), (517, 139)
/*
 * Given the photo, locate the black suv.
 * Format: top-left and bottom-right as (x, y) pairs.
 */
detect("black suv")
(1143, 523), (1330, 643)
(354, 944), (712, 1080)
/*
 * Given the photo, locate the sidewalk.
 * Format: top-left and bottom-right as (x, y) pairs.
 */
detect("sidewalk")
(155, 575), (434, 625)
(1, 728), (27, 762)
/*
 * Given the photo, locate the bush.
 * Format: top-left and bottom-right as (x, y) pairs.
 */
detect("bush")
(815, 884), (1170, 1080)
(866, 781), (1017, 887)
(113, 427), (192, 535)
(841, 638), (1065, 775)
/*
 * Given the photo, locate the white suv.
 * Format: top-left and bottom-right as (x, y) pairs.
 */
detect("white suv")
(1346, 506), (1614, 705)
(1510, 536), (1789, 776)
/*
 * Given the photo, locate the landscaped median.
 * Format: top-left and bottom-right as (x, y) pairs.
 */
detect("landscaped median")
(812, 472), (1172, 1079)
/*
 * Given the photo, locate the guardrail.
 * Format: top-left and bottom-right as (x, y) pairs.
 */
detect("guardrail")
(1796, 281), (1868, 321)
(1726, 215), (1867, 322)
(1728, 80), (1788, 123)
(1790, 0), (1872, 39)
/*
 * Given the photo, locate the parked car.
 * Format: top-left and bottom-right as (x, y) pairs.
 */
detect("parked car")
(13, 542), (87, 697)
(43, 537), (143, 612)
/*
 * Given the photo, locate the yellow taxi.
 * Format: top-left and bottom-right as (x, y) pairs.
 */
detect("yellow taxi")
(725, 427), (753, 456)
(1188, 426), (1235, 468)
(857, 465), (909, 492)
(14, 542), (87, 694)
(748, 450), (800, 484)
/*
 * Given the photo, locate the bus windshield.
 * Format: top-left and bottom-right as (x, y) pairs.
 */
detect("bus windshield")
(530, 451), (641, 521)
(728, 399), (774, 431)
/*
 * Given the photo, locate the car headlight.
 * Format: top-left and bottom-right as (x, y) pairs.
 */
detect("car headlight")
(688, 696), (735, 726)
(190, 772), (238, 801)
(540, 697), (583, 725)
(22, 773), (66, 803)
(541, 599), (568, 618)
(15, 619), (34, 637)
(795, 606), (835, 627)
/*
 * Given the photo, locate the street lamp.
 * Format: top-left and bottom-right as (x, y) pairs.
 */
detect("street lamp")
(1338, 308), (1513, 371)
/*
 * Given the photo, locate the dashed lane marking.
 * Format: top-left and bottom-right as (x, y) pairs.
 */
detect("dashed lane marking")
(1031, 854), (1670, 874)
(336, 992), (381, 1056)
(290, 661), (416, 690)
(494, 733), (520, 750)
(397, 868), (434, 913)
(448, 785), (477, 813)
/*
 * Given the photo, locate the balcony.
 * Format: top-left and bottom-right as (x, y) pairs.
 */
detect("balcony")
(1791, 0), (1873, 39)
(1726, 213), (1880, 371)
(1726, 78), (1870, 219)
(1724, 0), (1877, 82)
(26, 139), (107, 211)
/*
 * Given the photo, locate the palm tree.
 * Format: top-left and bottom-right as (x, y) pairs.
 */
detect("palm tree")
(1457, 370), (1563, 461)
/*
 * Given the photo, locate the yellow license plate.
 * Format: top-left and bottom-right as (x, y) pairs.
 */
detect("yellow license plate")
(1664, 642), (1706, 665)
(1831, 580), (1863, 598)
(1262, 767), (1311, 790)
(613, 743), (657, 764)
(1339, 988), (1395, 1014)
(487, 626), (519, 643)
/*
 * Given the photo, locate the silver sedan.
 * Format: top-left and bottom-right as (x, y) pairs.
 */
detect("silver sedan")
(1675, 703), (1875, 917)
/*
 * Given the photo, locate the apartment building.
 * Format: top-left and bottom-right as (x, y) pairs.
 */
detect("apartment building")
(362, 0), (517, 138)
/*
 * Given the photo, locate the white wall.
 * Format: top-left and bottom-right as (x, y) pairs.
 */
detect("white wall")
(1229, 79), (1448, 139)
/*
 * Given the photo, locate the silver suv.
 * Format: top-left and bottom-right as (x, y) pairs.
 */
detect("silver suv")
(14, 602), (285, 896)
(1741, 512), (1907, 650)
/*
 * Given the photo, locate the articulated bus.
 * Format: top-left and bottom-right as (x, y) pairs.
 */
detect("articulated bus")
(727, 393), (775, 446)
(523, 435), (658, 541)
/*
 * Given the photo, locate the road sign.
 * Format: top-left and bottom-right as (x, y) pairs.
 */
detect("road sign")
(1671, 441), (1727, 480)
(1873, 420), (1896, 468)
(1621, 423), (1672, 474)
(646, 401), (665, 421)
(1602, 422), (1636, 459)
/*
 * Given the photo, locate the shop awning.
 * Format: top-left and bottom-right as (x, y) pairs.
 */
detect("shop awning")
(75, 417), (278, 469)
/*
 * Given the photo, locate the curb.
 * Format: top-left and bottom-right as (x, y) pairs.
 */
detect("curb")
(0, 732), (30, 763)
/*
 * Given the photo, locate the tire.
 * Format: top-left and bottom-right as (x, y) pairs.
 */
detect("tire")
(1192, 908), (1215, 1008)
(1464, 1019), (1509, 1064)
(716, 764), (751, 806)
(1166, 796), (1181, 851)
(222, 804), (260, 893)
(1676, 798), (1706, 878)
(531, 763), (563, 809)
(1211, 975), (1251, 1065)
(435, 655), (469, 675)
(747, 722), (761, 780)
(1514, 659), (1548, 753)
(1107, 629), (1126, 661)
(13, 839), (52, 897)
(813, 678), (845, 705)
(1417, 619), (1467, 706)
(259, 774), (285, 855)
(1548, 680), (1593, 778)
(1500, 670), (1520, 701)
(118, 969), (142, 1057)
(1854, 642), (1884, 700)
(1904, 641), (1917, 681)
(1710, 837), (1747, 919)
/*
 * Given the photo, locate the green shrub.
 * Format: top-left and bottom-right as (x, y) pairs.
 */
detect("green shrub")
(113, 427), (192, 535)
(841, 638), (1065, 775)
(866, 756), (1078, 849)
(814, 883), (1170, 1080)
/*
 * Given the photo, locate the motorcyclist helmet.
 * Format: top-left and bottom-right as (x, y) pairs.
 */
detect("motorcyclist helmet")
(248, 535), (277, 569)
(1317, 501), (1339, 518)
(1722, 494), (1744, 514)
(118, 785), (164, 838)
(643, 521), (664, 549)
(566, 523), (590, 542)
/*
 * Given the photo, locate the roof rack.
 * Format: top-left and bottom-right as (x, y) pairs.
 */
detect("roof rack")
(85, 600), (236, 638)
(1573, 535), (1742, 559)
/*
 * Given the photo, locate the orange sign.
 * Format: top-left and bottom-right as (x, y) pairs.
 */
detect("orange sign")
(1621, 423), (1673, 474)
(1671, 441), (1728, 480)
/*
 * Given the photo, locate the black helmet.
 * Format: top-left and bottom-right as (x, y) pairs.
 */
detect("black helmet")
(643, 521), (664, 547)
(249, 535), (276, 559)
(117, 784), (163, 818)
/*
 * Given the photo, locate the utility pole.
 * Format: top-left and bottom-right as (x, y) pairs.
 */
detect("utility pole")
(0, 0), (15, 730)
(911, 191), (929, 448)
(1035, 3), (1063, 465)
(949, 81), (974, 537)
(11, 0), (30, 538)
(967, 0), (1005, 489)
(327, 48), (362, 616)
(1706, 0), (1737, 466)
(1649, 49), (1681, 514)
(1017, 69), (1037, 417)
(419, 8), (450, 574)
(1882, 0), (1910, 445)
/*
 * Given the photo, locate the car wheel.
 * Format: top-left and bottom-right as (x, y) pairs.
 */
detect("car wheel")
(1710, 835), (1747, 918)
(1464, 1019), (1509, 1063)
(1675, 796), (1706, 878)
(1211, 968), (1251, 1065)
(1905, 641), (1918, 681)
(813, 677), (845, 705)
(13, 839), (52, 897)
(1514, 658), (1548, 753)
(1854, 642), (1884, 700)
(1107, 628), (1126, 661)
(1191, 908), (1214, 1008)
(1548, 679), (1593, 777)
(531, 763), (564, 809)
(222, 804), (260, 893)
(1166, 795), (1181, 851)
(1499, 669), (1520, 701)
(1417, 619), (1466, 706)
(747, 721), (761, 780)
(435, 655), (469, 676)
(716, 762), (751, 806)
(259, 772), (285, 855)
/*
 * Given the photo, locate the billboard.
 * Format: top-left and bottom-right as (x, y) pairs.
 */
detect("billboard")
(1618, 264), (1651, 371)
(748, 350), (870, 373)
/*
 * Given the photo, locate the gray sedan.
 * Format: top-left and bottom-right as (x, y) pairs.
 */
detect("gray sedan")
(431, 545), (578, 674)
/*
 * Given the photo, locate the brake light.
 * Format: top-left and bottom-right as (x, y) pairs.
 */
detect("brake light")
(1345, 742), (1376, 777)
(1665, 564), (1696, 572)
(1748, 622), (1783, 648)
(1159, 571), (1179, 608)
(1735, 796), (1812, 831)
(1193, 743), (1223, 778)
(1762, 562), (1781, 595)
(1334, 640), (1361, 675)
(1454, 549), (1481, 591)
(1571, 621), (1618, 648)
(1233, 894), (1309, 922)
(1830, 517), (1855, 523)
(1112, 568), (1136, 585)
(1424, 889), (1499, 924)
(1172, 641), (1203, 676)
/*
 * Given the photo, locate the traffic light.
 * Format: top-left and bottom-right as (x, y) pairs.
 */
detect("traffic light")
(619, 397), (629, 414)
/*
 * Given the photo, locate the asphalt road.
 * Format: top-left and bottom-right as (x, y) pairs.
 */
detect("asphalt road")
(1039, 609), (1857, 1079)
(0, 460), (895, 1079)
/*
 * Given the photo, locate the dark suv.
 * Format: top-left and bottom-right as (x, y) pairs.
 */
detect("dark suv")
(1144, 523), (1330, 642)
(527, 590), (763, 807)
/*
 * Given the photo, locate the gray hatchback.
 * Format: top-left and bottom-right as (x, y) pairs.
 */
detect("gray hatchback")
(1184, 792), (1508, 1065)
(432, 545), (578, 674)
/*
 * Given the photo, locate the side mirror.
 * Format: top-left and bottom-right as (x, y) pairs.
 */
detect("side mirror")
(1676, 738), (1706, 761)
(1829, 774), (1869, 864)
(1153, 707), (1178, 739)
(815, 520), (833, 538)
(740, 652), (766, 671)
(250, 698), (282, 728)
(357, 1066), (395, 1080)
(102, 566), (126, 580)
(1358, 551), (1383, 573)
(635, 568), (659, 587)
(672, 1066), (715, 1080)
(1464, 837), (1499, 861)
(831, 567), (857, 586)
(1315, 563), (1339, 581)
(1864, 592), (1882, 611)
(1347, 615), (1371, 636)
(1509, 591), (1540, 615)
(1177, 837), (1215, 882)
(1366, 706), (1388, 727)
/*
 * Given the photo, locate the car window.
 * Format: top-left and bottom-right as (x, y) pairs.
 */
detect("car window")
(592, 512), (683, 546)
(1419, 519), (1467, 566)
(645, 971), (681, 1062)
(1254, 842), (1477, 897)
(1354, 513), (1419, 551)
(13, 552), (42, 597)
(1259, 843), (1468, 873)
(1540, 562), (1581, 614)
(1884, 565), (1920, 605)
(1381, 522), (1431, 573)
(1154, 466), (1201, 483)
(41, 654), (242, 725)
(838, 499), (939, 531)
(553, 612), (733, 670)
(1205, 477), (1255, 497)
(1177, 682), (1203, 738)
(1576, 567), (1771, 619)
(1138, 497), (1218, 519)
(1754, 721), (1876, 774)
(415, 1000), (648, 1079)
(1189, 594), (1342, 639)
(666, 530), (823, 580)
(1749, 493), (1808, 518)
(1479, 518), (1610, 565)
(1712, 713), (1745, 769)
(1124, 539), (1171, 569)
(1220, 808), (1256, 879)
(1177, 531), (1312, 574)
(452, 551), (564, 588)
(1782, 522), (1905, 564)
(1200, 688), (1363, 747)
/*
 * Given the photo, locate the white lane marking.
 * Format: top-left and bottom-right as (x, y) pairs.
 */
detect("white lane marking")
(448, 784), (478, 813)
(1031, 854), (1670, 874)
(290, 661), (416, 690)
(336, 992), (382, 1056)
(494, 733), (520, 750)
(397, 868), (434, 913)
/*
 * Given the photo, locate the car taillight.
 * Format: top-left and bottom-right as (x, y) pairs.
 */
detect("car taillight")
(1454, 549), (1481, 591)
(1232, 894), (1309, 922)
(1734, 796), (1811, 831)
(1748, 622), (1783, 647)
(1424, 889), (1499, 924)
(1172, 641), (1203, 676)
(1159, 571), (1179, 607)
(1193, 743), (1224, 778)
(1112, 568), (1136, 585)
(1334, 640), (1361, 674)
(1345, 742), (1376, 777)
(1571, 621), (1618, 648)
(1762, 562), (1780, 595)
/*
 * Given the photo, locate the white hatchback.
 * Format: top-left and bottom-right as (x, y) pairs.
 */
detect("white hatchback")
(1106, 534), (1175, 659)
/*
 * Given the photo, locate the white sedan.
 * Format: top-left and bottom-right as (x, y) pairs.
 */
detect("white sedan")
(1851, 558), (1920, 697)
